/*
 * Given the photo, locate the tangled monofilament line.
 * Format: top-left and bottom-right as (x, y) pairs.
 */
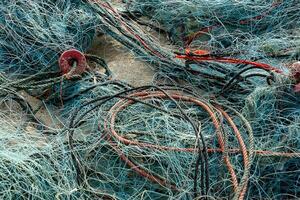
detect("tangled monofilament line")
(0, 0), (299, 199)
(0, 0), (96, 77)
(1, 0), (291, 102)
(64, 80), (299, 199)
(127, 0), (300, 50)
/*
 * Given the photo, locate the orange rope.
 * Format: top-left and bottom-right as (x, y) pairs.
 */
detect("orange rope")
(176, 54), (283, 74)
(106, 91), (239, 194)
(217, 107), (249, 199)
(103, 90), (300, 199)
(102, 132), (179, 190)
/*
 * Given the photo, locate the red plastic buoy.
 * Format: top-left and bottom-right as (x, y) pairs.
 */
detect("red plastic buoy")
(59, 49), (87, 77)
(294, 83), (300, 93)
(290, 62), (300, 93)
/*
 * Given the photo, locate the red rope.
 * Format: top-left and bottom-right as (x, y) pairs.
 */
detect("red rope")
(103, 90), (299, 198)
(176, 54), (284, 74)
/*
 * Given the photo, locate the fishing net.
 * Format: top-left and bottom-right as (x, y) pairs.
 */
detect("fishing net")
(0, 89), (81, 199)
(0, 0), (299, 199)
(127, 0), (300, 51)
(0, 0), (96, 77)
(242, 77), (300, 199)
(58, 75), (299, 199)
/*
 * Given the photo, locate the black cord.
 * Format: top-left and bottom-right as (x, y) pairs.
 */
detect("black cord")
(219, 66), (273, 96)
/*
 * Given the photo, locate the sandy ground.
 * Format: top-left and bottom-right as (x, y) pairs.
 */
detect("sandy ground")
(88, 35), (155, 86)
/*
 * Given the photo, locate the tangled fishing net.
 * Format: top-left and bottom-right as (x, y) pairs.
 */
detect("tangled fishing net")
(0, 0), (96, 78)
(0, 0), (299, 199)
(125, 0), (300, 98)
(127, 0), (300, 51)
(0, 89), (79, 199)
(59, 76), (299, 199)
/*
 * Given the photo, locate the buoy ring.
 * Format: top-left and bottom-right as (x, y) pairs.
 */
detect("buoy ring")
(290, 62), (300, 93)
(59, 49), (87, 76)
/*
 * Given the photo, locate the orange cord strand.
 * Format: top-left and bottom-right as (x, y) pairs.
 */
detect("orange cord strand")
(175, 54), (283, 74)
(103, 90), (299, 198)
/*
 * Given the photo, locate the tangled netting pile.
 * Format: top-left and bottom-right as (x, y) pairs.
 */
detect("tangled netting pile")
(0, 0), (299, 199)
